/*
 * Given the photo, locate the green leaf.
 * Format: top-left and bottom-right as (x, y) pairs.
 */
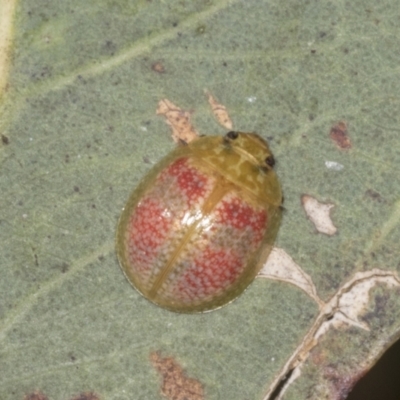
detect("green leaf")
(1, 1), (400, 399)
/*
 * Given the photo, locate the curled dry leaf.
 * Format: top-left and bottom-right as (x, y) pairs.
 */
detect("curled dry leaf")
(156, 99), (199, 144)
(315, 269), (400, 337)
(262, 269), (400, 400)
(302, 195), (337, 236)
(205, 90), (233, 130)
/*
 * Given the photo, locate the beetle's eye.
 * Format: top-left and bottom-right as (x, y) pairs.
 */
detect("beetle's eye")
(265, 155), (275, 168)
(226, 131), (239, 140)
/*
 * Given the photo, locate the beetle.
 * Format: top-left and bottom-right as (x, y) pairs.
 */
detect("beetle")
(116, 131), (282, 313)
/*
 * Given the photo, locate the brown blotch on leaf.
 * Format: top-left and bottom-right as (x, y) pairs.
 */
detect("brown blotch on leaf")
(24, 392), (48, 400)
(150, 352), (204, 400)
(329, 121), (352, 150)
(157, 99), (199, 144)
(152, 62), (165, 73)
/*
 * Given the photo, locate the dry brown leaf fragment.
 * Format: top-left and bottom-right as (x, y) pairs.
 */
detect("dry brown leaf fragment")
(205, 91), (233, 130)
(156, 99), (199, 144)
(258, 247), (323, 307)
(151, 352), (204, 400)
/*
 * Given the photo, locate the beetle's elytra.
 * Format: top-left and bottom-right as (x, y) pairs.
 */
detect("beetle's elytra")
(116, 131), (282, 313)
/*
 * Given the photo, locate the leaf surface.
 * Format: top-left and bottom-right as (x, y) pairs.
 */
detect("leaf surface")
(1, 1), (400, 399)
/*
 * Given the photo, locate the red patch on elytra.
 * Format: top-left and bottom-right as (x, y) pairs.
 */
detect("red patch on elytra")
(161, 158), (209, 205)
(218, 197), (267, 243)
(127, 196), (171, 271)
(176, 246), (243, 300)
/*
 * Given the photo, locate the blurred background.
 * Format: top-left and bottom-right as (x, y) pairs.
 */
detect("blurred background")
(348, 339), (400, 400)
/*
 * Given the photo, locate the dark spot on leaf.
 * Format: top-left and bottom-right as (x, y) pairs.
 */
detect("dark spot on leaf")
(59, 262), (69, 273)
(77, 75), (87, 84)
(364, 189), (384, 203)
(325, 313), (334, 321)
(1, 134), (9, 145)
(103, 40), (116, 55)
(31, 66), (52, 81)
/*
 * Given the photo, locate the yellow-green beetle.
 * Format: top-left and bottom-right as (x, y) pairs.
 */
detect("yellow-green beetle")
(116, 131), (282, 313)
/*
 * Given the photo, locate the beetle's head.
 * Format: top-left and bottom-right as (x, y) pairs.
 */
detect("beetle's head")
(223, 131), (275, 172)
